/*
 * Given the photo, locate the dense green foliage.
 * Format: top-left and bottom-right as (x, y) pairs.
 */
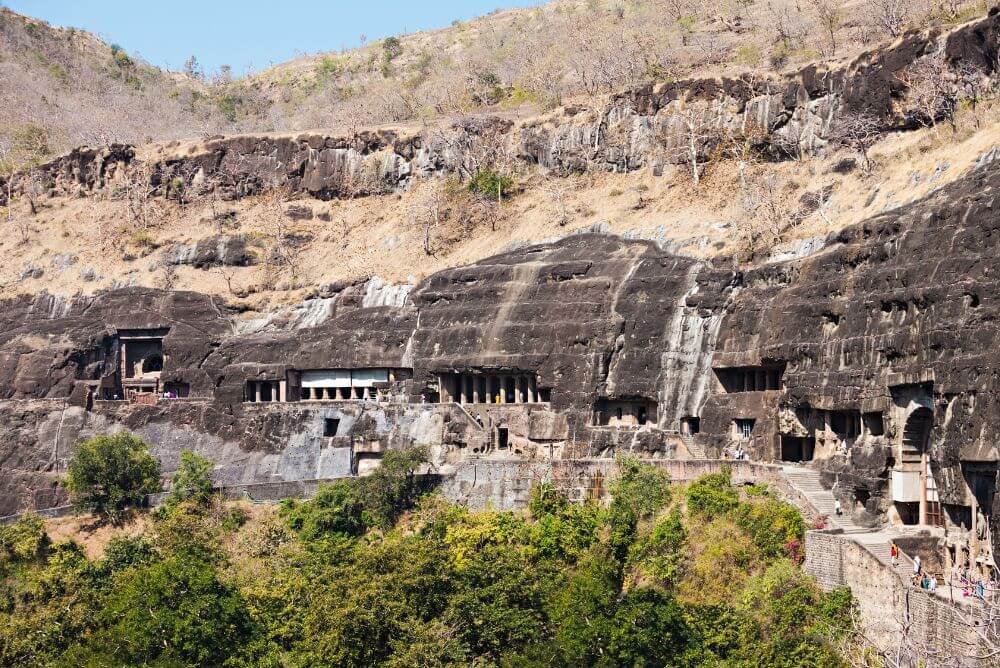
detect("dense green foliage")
(166, 449), (215, 507)
(468, 168), (514, 199)
(65, 432), (161, 523)
(0, 452), (851, 666)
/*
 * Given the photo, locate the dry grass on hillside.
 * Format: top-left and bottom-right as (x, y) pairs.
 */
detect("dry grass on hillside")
(1, 0), (990, 158)
(43, 501), (272, 560)
(5, 101), (999, 313)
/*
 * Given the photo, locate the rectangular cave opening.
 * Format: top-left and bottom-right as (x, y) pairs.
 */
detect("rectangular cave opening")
(593, 398), (658, 427)
(863, 412), (884, 437)
(780, 436), (815, 462)
(163, 382), (189, 398)
(680, 417), (700, 435)
(714, 363), (785, 393)
(963, 463), (998, 515)
(830, 410), (862, 439)
(497, 427), (509, 450)
(895, 501), (920, 526)
(246, 380), (281, 403)
(944, 503), (972, 530)
(298, 368), (399, 402)
(324, 418), (340, 437)
(435, 371), (544, 404)
(734, 418), (756, 440)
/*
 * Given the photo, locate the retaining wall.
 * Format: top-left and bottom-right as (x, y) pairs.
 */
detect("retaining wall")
(806, 530), (989, 665)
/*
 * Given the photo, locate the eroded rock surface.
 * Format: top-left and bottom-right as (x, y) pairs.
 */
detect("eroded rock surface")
(6, 13), (1000, 205)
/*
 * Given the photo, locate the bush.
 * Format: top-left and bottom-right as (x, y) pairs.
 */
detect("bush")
(355, 446), (429, 530)
(468, 169), (514, 199)
(382, 36), (403, 61)
(734, 496), (806, 559)
(222, 505), (250, 532)
(98, 535), (155, 575)
(281, 480), (365, 541)
(685, 470), (739, 517)
(607, 456), (671, 562)
(0, 513), (48, 563)
(93, 555), (253, 666)
(166, 450), (214, 507)
(66, 432), (161, 523)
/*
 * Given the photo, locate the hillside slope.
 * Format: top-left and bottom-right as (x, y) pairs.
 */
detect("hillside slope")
(0, 9), (232, 155)
(2, 0), (988, 154)
(3, 7), (1000, 321)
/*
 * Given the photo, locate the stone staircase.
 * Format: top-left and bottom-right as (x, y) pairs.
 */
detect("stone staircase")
(854, 531), (914, 577)
(781, 465), (867, 533)
(680, 434), (707, 459)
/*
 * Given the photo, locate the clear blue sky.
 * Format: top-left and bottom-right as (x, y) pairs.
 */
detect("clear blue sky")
(5, 0), (544, 75)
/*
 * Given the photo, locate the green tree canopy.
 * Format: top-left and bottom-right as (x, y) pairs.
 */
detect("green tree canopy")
(166, 450), (214, 506)
(65, 432), (161, 523)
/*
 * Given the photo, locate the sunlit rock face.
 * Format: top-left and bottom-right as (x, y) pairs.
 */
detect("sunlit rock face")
(4, 154), (1000, 567)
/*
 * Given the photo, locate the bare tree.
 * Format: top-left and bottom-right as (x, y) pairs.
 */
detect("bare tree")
(408, 178), (446, 256)
(867, 0), (909, 38)
(0, 129), (51, 244)
(659, 100), (723, 186)
(898, 54), (954, 129)
(117, 161), (161, 230)
(214, 265), (239, 296)
(829, 111), (882, 173)
(257, 189), (307, 287)
(540, 175), (575, 227)
(812, 0), (845, 57)
(733, 165), (789, 260)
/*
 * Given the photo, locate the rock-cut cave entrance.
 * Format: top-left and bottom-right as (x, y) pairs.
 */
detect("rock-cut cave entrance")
(895, 407), (937, 526)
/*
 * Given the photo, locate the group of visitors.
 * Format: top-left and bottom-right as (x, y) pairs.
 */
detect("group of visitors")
(892, 542), (999, 601)
(723, 446), (749, 460)
(903, 551), (940, 591)
(956, 566), (997, 601)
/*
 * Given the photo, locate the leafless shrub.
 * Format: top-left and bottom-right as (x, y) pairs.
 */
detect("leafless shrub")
(898, 53), (955, 128)
(867, 0), (910, 38)
(257, 188), (308, 287)
(657, 100), (726, 186)
(540, 175), (575, 227)
(116, 162), (161, 231)
(811, 0), (846, 57)
(407, 178), (446, 256)
(829, 111), (882, 173)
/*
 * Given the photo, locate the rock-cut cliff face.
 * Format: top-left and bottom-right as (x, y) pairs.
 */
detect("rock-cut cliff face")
(2, 135), (1000, 563)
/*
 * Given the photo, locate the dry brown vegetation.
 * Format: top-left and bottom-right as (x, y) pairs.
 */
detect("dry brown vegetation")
(5, 92), (1000, 315)
(2, 0), (991, 157)
(1, 0), (998, 314)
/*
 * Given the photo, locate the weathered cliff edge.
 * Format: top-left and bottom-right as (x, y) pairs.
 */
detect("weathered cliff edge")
(5, 11), (1000, 203)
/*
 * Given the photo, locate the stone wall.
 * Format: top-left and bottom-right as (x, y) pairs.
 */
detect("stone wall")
(806, 530), (990, 664)
(440, 458), (787, 510)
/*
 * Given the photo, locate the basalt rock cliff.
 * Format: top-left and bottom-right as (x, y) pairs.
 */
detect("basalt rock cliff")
(1, 149), (1000, 567)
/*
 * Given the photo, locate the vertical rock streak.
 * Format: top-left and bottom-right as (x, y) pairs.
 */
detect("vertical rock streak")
(657, 266), (728, 430)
